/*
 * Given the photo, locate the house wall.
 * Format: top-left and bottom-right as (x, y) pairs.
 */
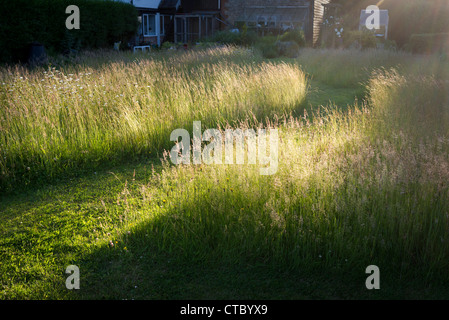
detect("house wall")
(311, 0), (330, 46)
(221, 0), (309, 23)
(220, 0), (329, 46)
(130, 0), (330, 46)
(142, 36), (159, 45)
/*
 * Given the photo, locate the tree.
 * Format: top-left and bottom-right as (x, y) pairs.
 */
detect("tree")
(328, 0), (449, 48)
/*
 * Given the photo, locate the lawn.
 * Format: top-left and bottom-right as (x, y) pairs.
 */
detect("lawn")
(1, 47), (449, 299)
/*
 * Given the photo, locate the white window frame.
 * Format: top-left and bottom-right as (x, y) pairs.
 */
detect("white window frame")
(142, 14), (157, 36)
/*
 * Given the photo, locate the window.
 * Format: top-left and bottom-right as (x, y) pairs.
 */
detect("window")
(267, 16), (276, 28)
(175, 17), (185, 43)
(257, 16), (267, 27)
(160, 15), (169, 36)
(142, 14), (156, 36)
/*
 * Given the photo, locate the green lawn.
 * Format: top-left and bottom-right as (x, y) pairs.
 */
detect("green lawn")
(307, 80), (365, 110)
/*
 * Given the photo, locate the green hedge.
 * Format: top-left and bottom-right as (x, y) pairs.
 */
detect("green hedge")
(409, 33), (449, 54)
(330, 0), (449, 49)
(0, 0), (138, 63)
(203, 28), (258, 46)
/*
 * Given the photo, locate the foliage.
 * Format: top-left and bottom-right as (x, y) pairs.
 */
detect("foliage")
(205, 30), (243, 45)
(253, 36), (280, 59)
(276, 41), (300, 58)
(343, 30), (377, 50)
(320, 9), (346, 48)
(329, 0), (449, 48)
(409, 33), (449, 54)
(204, 27), (258, 47)
(205, 27), (304, 59)
(161, 41), (177, 50)
(204, 25), (304, 59)
(239, 24), (259, 46)
(381, 39), (398, 51)
(279, 29), (306, 47)
(0, 0), (138, 63)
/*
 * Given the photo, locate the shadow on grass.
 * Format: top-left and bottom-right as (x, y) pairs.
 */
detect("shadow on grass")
(74, 211), (368, 300)
(0, 157), (160, 225)
(2, 150), (448, 299)
(72, 185), (449, 300)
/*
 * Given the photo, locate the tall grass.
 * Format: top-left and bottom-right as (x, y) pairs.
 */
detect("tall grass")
(2, 47), (449, 294)
(368, 69), (449, 138)
(0, 47), (307, 191)
(297, 48), (449, 88)
(104, 68), (449, 283)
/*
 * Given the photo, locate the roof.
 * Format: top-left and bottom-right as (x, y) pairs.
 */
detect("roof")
(132, 0), (161, 9)
(159, 0), (181, 10)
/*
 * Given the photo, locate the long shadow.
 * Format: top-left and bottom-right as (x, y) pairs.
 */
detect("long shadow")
(0, 157), (160, 222)
(72, 188), (384, 300)
(73, 180), (449, 300)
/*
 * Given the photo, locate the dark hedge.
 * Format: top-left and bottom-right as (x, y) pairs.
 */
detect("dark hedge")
(329, 0), (449, 49)
(409, 33), (449, 54)
(0, 0), (138, 63)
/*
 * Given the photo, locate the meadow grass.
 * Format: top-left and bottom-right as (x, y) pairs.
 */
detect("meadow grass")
(1, 47), (449, 299)
(98, 96), (449, 286)
(0, 46), (307, 192)
(297, 48), (449, 89)
(79, 81), (449, 297)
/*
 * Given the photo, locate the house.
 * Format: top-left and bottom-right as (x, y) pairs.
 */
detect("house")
(117, 0), (222, 45)
(116, 0), (181, 46)
(220, 0), (331, 46)
(120, 0), (330, 46)
(173, 0), (223, 43)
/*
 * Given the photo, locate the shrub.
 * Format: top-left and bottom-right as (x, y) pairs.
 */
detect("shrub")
(381, 39), (398, 51)
(331, 0), (449, 49)
(409, 33), (449, 54)
(0, 0), (138, 63)
(161, 41), (177, 50)
(343, 30), (377, 50)
(254, 36), (280, 59)
(276, 41), (300, 58)
(206, 30), (243, 45)
(279, 29), (306, 47)
(240, 31), (258, 46)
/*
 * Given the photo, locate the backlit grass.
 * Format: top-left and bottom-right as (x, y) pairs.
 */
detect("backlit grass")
(0, 46), (307, 192)
(1, 47), (449, 299)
